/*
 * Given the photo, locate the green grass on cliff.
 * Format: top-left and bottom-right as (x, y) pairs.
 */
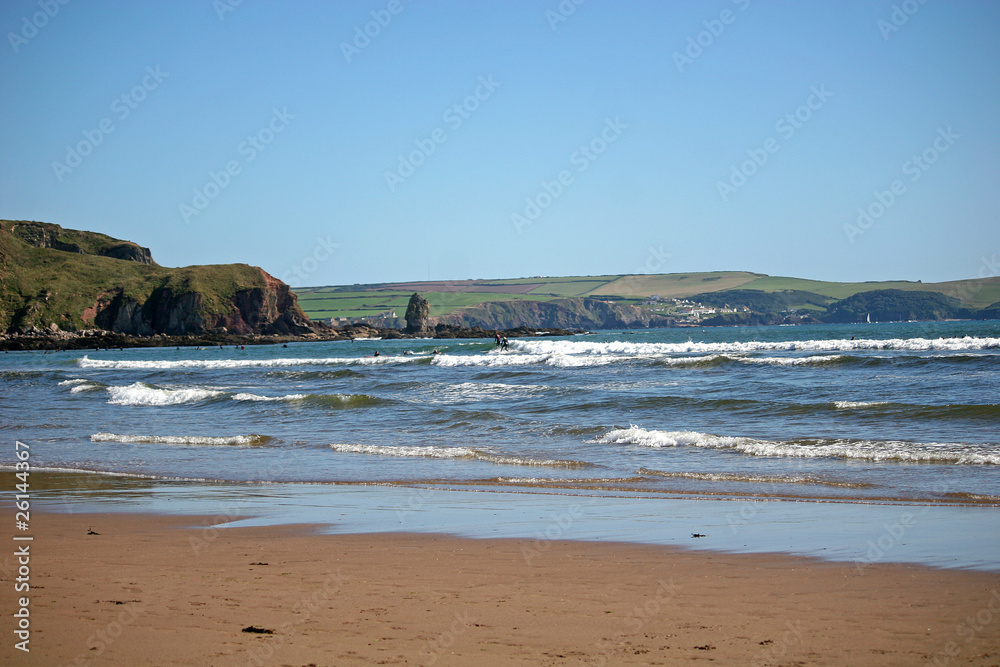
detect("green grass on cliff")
(0, 220), (273, 332)
(295, 271), (1000, 320)
(296, 289), (556, 319)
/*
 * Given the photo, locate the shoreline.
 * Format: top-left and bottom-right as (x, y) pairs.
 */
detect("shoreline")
(0, 324), (584, 352)
(15, 475), (1000, 573)
(4, 509), (999, 665)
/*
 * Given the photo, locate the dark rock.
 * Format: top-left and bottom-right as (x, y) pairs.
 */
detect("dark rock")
(404, 293), (431, 334)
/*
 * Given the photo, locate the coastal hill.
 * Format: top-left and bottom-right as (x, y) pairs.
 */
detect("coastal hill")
(0, 220), (312, 336)
(297, 272), (1000, 329)
(2, 220), (997, 338)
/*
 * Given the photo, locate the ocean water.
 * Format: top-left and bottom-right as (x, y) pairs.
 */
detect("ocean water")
(2, 321), (999, 567)
(0, 322), (1000, 574)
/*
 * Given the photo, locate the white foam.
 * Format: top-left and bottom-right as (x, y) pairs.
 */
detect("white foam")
(512, 337), (1000, 356)
(330, 443), (588, 468)
(60, 378), (104, 393)
(740, 354), (848, 366)
(331, 443), (476, 458)
(834, 401), (890, 409)
(90, 432), (269, 446)
(595, 426), (1000, 465)
(432, 353), (544, 367)
(106, 382), (223, 406)
(424, 382), (548, 403)
(78, 354), (420, 370)
(231, 392), (309, 402)
(431, 353), (617, 368)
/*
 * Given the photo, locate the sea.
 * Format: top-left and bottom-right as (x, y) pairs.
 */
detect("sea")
(2, 320), (999, 570)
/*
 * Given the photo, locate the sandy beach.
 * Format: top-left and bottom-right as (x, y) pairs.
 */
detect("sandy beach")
(1, 510), (997, 666)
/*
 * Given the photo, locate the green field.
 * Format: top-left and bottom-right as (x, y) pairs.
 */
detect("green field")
(295, 272), (1000, 320)
(296, 289), (558, 319)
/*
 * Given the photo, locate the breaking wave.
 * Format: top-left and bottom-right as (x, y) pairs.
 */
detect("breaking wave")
(511, 336), (1000, 356)
(59, 378), (105, 393)
(329, 443), (589, 468)
(106, 382), (224, 406)
(594, 426), (1000, 465)
(90, 432), (272, 447)
(232, 392), (381, 408)
(834, 401), (891, 410)
(77, 354), (424, 370)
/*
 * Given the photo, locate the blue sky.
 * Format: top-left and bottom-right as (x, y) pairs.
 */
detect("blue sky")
(2, 0), (998, 287)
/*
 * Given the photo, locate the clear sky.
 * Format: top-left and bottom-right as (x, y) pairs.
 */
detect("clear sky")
(2, 0), (998, 287)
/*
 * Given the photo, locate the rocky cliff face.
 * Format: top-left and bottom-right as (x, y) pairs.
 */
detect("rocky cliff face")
(10, 220), (155, 265)
(404, 293), (431, 333)
(85, 269), (313, 336)
(435, 298), (675, 330)
(1, 220), (313, 336)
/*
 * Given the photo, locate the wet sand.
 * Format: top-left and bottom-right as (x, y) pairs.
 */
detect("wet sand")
(3, 510), (999, 666)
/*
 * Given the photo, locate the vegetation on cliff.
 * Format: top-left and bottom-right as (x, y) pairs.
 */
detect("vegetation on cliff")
(821, 289), (972, 323)
(0, 220), (311, 335)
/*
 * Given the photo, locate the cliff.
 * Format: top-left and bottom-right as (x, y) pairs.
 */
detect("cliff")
(9, 220), (155, 265)
(434, 298), (676, 330)
(821, 289), (972, 323)
(0, 220), (312, 335)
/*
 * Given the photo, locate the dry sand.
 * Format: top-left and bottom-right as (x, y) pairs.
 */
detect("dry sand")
(3, 510), (999, 666)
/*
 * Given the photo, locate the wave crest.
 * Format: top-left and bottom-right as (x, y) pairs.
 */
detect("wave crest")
(595, 426), (1000, 465)
(330, 443), (589, 468)
(106, 382), (223, 406)
(90, 432), (271, 446)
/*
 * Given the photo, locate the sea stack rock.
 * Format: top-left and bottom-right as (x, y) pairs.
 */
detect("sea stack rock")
(404, 293), (430, 334)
